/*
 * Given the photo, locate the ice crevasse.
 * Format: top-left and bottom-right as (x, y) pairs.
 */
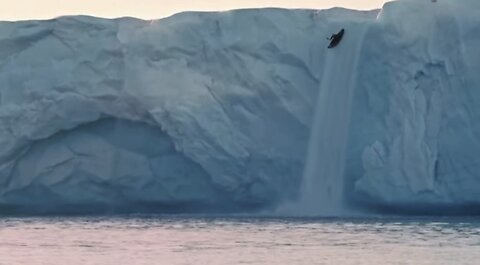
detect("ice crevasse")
(0, 0), (479, 215)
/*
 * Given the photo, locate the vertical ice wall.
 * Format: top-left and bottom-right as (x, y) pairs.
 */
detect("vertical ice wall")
(352, 0), (480, 211)
(299, 22), (370, 216)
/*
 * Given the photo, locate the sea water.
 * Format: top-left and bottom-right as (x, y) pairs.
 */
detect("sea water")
(1, 216), (479, 265)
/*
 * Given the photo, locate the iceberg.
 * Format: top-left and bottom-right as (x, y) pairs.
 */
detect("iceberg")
(0, 0), (479, 215)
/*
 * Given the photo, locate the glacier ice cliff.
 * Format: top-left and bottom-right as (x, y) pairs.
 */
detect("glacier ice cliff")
(350, 0), (480, 214)
(0, 0), (479, 215)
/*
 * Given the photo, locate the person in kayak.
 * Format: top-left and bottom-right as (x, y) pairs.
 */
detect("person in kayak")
(327, 28), (345, 48)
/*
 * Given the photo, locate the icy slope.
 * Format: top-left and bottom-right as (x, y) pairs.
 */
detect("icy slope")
(349, 0), (480, 213)
(0, 8), (379, 213)
(0, 0), (479, 215)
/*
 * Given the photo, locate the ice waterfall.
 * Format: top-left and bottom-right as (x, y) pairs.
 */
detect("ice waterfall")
(298, 22), (370, 216)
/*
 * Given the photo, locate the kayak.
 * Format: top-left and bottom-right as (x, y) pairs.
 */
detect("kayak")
(328, 29), (345, 49)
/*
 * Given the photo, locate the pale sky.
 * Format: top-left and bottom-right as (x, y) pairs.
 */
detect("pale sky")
(1, 0), (388, 21)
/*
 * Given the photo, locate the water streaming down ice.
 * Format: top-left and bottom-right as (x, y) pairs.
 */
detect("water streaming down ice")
(299, 22), (370, 216)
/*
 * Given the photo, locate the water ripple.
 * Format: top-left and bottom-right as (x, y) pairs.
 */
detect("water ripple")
(0, 216), (479, 265)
